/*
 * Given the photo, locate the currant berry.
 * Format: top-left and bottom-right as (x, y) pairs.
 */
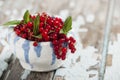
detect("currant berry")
(40, 16), (45, 22)
(15, 29), (21, 35)
(44, 35), (50, 41)
(68, 42), (74, 49)
(33, 41), (38, 47)
(27, 22), (33, 28)
(58, 23), (63, 29)
(61, 55), (66, 60)
(20, 26), (25, 31)
(53, 33), (58, 40)
(30, 15), (36, 19)
(42, 31), (47, 37)
(39, 22), (44, 27)
(62, 47), (67, 54)
(39, 27), (44, 32)
(46, 24), (51, 30)
(53, 21), (59, 27)
(51, 27), (55, 31)
(69, 37), (76, 43)
(58, 33), (66, 39)
(52, 40), (58, 45)
(59, 38), (65, 43)
(49, 33), (58, 40)
(57, 55), (61, 59)
(21, 33), (27, 39)
(55, 27), (61, 33)
(71, 48), (76, 53)
(54, 46), (59, 51)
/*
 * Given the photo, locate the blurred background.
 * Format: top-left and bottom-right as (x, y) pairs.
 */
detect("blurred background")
(0, 0), (120, 48)
(0, 0), (120, 80)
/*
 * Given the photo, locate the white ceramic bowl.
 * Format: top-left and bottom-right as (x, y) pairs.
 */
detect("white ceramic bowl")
(9, 32), (63, 72)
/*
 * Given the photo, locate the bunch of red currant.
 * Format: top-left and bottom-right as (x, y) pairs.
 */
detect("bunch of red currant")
(5, 10), (76, 60)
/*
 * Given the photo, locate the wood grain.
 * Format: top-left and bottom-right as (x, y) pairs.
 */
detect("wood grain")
(1, 59), (54, 80)
(1, 59), (24, 80)
(26, 71), (54, 80)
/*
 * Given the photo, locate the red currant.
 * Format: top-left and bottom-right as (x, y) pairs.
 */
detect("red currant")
(61, 55), (66, 60)
(33, 41), (38, 47)
(27, 22), (33, 28)
(39, 27), (44, 32)
(69, 37), (76, 43)
(52, 40), (58, 45)
(71, 48), (76, 53)
(39, 22), (44, 27)
(21, 33), (27, 39)
(62, 47), (67, 53)
(59, 38), (65, 43)
(15, 29), (21, 35)
(40, 16), (45, 22)
(30, 15), (36, 19)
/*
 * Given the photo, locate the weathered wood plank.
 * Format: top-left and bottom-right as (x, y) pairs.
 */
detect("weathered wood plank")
(26, 71), (54, 80)
(99, 0), (115, 80)
(1, 59), (24, 80)
(104, 34), (120, 80)
(1, 59), (55, 80)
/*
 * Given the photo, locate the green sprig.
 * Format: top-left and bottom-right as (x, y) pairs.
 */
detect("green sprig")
(33, 15), (40, 35)
(23, 10), (30, 23)
(32, 34), (42, 39)
(62, 16), (72, 34)
(3, 20), (21, 26)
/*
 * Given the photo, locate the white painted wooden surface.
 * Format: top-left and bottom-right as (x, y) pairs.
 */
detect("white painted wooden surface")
(0, 28), (11, 77)
(104, 34), (120, 80)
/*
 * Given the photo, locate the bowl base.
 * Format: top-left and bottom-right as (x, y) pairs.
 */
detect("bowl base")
(19, 61), (62, 72)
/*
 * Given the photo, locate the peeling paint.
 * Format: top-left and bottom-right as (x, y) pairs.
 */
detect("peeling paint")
(21, 70), (31, 80)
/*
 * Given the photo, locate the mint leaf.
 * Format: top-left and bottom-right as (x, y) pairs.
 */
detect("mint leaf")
(3, 20), (21, 26)
(23, 10), (30, 23)
(33, 15), (40, 35)
(32, 34), (42, 39)
(62, 16), (72, 34)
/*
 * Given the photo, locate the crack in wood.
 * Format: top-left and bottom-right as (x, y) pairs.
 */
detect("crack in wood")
(54, 75), (64, 80)
(106, 54), (112, 66)
(89, 74), (96, 78)
(76, 56), (80, 63)
(99, 0), (115, 79)
(87, 63), (99, 71)
(21, 70), (31, 80)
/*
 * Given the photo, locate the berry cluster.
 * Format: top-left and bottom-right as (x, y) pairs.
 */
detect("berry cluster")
(12, 11), (76, 60)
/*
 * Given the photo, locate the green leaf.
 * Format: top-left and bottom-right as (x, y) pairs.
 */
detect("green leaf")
(23, 10), (30, 23)
(32, 34), (42, 39)
(3, 20), (21, 26)
(62, 16), (72, 34)
(33, 15), (40, 35)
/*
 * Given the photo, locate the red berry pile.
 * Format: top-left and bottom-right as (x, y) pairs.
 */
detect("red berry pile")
(5, 10), (76, 60)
